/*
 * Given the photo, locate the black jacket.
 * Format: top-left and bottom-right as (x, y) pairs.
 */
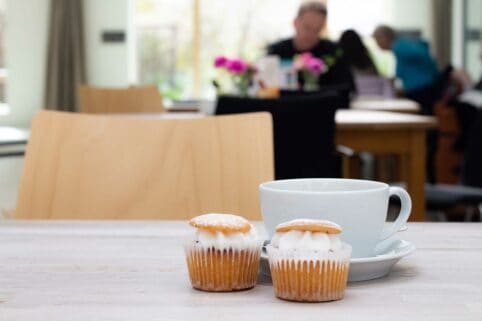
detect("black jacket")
(267, 38), (355, 92)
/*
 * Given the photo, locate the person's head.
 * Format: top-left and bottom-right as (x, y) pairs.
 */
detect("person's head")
(293, 1), (327, 51)
(339, 29), (378, 73)
(373, 25), (396, 51)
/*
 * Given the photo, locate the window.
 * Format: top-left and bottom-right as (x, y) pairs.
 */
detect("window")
(134, 0), (426, 99)
(327, 0), (396, 77)
(463, 0), (481, 81)
(135, 0), (301, 100)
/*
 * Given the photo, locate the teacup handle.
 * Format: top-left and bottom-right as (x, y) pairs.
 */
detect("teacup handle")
(380, 187), (412, 240)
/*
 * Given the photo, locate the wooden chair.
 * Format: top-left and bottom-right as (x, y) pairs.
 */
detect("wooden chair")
(15, 111), (274, 220)
(433, 101), (463, 184)
(427, 102), (482, 221)
(78, 85), (165, 114)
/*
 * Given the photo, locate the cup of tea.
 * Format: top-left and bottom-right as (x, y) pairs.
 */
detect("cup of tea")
(259, 178), (411, 258)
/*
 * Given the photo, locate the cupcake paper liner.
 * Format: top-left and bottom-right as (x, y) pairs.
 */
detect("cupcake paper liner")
(267, 244), (351, 302)
(185, 244), (261, 292)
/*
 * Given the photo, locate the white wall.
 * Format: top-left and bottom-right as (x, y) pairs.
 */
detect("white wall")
(84, 0), (131, 87)
(0, 0), (132, 127)
(328, 0), (432, 39)
(389, 0), (433, 40)
(0, 0), (50, 127)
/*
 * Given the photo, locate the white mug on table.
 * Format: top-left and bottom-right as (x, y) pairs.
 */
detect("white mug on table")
(259, 178), (411, 258)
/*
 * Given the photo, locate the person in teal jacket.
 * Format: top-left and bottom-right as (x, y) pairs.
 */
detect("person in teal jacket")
(373, 25), (442, 108)
(373, 25), (448, 183)
(392, 37), (440, 93)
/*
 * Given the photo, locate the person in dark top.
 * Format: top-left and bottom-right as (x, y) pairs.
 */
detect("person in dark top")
(267, 1), (355, 92)
(338, 29), (378, 76)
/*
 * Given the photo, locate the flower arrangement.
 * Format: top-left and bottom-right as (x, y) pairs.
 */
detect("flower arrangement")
(213, 56), (257, 97)
(293, 53), (327, 91)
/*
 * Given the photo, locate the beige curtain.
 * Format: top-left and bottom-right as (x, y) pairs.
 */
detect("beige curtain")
(45, 0), (85, 112)
(431, 0), (452, 68)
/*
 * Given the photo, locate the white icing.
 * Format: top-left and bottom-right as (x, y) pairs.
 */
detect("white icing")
(271, 230), (342, 252)
(190, 213), (250, 230)
(267, 243), (352, 268)
(189, 225), (260, 250)
(275, 219), (341, 232)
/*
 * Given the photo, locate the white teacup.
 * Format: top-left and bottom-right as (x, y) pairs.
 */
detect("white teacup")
(259, 178), (411, 258)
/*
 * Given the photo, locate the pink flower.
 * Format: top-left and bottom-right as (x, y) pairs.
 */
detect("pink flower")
(300, 52), (314, 64)
(294, 52), (314, 71)
(226, 59), (248, 74)
(214, 56), (228, 68)
(293, 52), (325, 75)
(307, 58), (325, 75)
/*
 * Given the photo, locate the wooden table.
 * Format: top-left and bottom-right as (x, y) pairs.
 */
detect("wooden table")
(351, 97), (421, 114)
(0, 220), (480, 321)
(336, 110), (436, 221)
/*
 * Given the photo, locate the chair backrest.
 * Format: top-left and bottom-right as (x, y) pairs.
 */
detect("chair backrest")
(433, 101), (463, 184)
(78, 85), (165, 114)
(280, 84), (351, 109)
(15, 111), (274, 220)
(215, 93), (341, 179)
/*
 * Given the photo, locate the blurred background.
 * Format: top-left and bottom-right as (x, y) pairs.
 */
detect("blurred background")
(0, 0), (480, 220)
(0, 0), (480, 126)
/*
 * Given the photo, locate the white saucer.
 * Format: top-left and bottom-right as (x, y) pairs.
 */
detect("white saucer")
(259, 239), (415, 282)
(349, 239), (415, 282)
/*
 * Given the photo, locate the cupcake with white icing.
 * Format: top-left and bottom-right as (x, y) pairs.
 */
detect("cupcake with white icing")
(267, 219), (351, 302)
(185, 213), (261, 292)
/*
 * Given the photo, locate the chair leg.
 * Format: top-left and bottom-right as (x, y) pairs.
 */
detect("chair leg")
(462, 205), (481, 222)
(432, 205), (481, 222)
(464, 207), (476, 222)
(436, 210), (448, 222)
(342, 156), (351, 178)
(444, 206), (470, 221)
(426, 210), (448, 222)
(341, 154), (362, 179)
(474, 205), (482, 222)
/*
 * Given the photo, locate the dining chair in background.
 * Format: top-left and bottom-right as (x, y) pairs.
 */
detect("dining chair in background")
(14, 111), (274, 220)
(279, 83), (352, 104)
(78, 85), (165, 114)
(215, 92), (345, 179)
(426, 107), (482, 221)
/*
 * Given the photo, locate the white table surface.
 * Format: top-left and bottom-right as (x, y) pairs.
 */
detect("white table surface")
(0, 221), (481, 321)
(350, 97), (421, 113)
(0, 127), (29, 145)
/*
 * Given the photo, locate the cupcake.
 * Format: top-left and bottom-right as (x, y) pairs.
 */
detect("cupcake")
(185, 213), (261, 292)
(267, 219), (351, 302)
